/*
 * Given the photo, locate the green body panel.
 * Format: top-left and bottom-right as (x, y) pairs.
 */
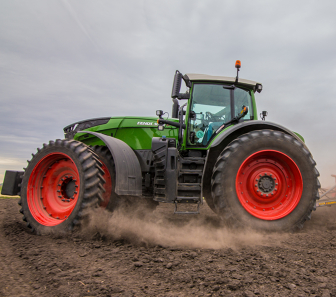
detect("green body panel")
(74, 116), (178, 150)
(251, 91), (258, 120)
(294, 132), (305, 142)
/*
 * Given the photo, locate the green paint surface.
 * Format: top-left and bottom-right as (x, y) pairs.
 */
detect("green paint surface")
(74, 116), (179, 149)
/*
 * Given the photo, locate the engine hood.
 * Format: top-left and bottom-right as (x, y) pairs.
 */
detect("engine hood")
(64, 116), (178, 139)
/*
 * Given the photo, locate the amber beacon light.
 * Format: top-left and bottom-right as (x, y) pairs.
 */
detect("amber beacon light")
(235, 60), (241, 69)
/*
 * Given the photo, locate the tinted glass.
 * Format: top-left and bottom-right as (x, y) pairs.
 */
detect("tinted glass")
(188, 84), (231, 146)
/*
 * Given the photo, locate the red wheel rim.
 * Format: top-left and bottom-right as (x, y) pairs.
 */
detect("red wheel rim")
(99, 162), (112, 208)
(236, 150), (303, 220)
(27, 153), (80, 226)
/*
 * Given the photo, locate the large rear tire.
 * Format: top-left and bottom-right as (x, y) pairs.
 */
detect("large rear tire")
(19, 139), (105, 234)
(211, 130), (320, 232)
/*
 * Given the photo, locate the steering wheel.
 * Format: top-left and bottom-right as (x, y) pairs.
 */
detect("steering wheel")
(205, 111), (225, 122)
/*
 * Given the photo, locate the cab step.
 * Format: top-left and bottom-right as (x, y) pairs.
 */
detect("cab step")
(174, 197), (202, 214)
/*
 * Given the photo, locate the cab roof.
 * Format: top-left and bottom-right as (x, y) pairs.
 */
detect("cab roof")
(185, 73), (262, 90)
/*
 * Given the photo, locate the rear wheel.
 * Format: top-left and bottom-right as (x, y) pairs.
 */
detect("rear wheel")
(20, 139), (105, 234)
(211, 130), (320, 232)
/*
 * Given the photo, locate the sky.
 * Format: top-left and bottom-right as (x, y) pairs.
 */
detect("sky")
(1, 0), (336, 187)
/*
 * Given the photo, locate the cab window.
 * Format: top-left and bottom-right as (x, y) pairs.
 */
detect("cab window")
(188, 83), (253, 146)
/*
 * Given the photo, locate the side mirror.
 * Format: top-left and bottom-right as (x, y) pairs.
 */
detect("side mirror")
(260, 110), (268, 121)
(171, 70), (183, 99)
(172, 99), (179, 118)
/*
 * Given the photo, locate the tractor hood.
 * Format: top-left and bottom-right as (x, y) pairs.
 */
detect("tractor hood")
(64, 116), (179, 150)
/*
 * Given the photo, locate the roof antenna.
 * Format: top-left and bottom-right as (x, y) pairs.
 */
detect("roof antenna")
(235, 60), (241, 84)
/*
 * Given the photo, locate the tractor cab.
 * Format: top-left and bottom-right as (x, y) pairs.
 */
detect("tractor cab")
(157, 61), (263, 149)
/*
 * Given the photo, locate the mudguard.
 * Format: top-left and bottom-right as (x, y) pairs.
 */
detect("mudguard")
(79, 131), (142, 196)
(210, 120), (306, 148)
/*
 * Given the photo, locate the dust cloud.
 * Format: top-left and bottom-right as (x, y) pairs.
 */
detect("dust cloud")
(82, 204), (288, 250)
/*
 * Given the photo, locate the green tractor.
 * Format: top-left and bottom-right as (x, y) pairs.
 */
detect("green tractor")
(1, 61), (320, 234)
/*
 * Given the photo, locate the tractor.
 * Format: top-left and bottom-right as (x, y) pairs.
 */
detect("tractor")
(1, 61), (320, 234)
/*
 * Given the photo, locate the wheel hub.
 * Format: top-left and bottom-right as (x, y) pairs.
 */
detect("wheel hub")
(257, 174), (275, 193)
(58, 175), (78, 202)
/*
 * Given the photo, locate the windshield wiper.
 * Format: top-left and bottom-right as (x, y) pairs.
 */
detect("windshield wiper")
(215, 106), (248, 134)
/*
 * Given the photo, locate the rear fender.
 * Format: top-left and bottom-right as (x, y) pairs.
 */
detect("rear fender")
(203, 120), (310, 198)
(79, 131), (142, 196)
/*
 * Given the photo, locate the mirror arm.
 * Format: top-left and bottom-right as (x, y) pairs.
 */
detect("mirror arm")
(158, 119), (186, 129)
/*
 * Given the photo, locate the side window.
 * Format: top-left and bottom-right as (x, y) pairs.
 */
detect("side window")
(234, 88), (252, 120)
(188, 84), (231, 146)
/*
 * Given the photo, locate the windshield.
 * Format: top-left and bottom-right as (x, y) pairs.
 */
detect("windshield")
(188, 83), (253, 146)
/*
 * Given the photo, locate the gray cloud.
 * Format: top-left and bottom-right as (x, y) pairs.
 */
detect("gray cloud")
(1, 0), (336, 186)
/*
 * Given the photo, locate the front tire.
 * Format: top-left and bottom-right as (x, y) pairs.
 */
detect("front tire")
(211, 130), (320, 232)
(20, 139), (105, 234)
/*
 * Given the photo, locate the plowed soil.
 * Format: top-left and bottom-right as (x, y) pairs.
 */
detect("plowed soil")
(1, 198), (336, 297)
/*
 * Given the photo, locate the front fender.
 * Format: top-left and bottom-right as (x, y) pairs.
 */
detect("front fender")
(79, 131), (142, 196)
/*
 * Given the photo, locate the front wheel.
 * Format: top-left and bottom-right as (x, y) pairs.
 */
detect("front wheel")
(20, 139), (105, 234)
(211, 130), (320, 232)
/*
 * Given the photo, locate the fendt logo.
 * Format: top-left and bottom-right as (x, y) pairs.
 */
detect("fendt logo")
(137, 122), (158, 126)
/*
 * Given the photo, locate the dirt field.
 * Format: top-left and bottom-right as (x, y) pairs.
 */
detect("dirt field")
(1, 198), (336, 297)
